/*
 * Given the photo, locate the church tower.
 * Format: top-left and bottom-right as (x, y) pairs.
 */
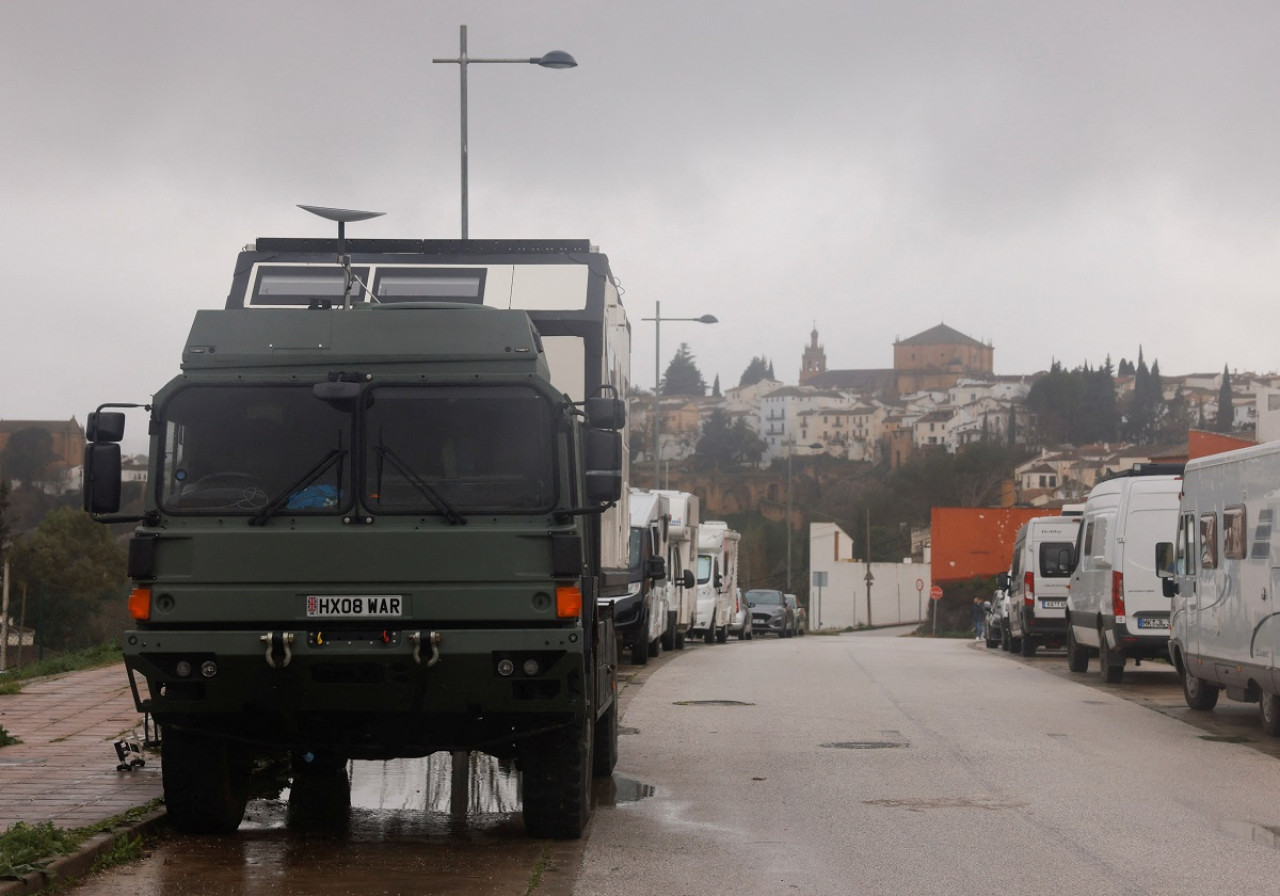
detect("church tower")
(799, 325), (826, 384)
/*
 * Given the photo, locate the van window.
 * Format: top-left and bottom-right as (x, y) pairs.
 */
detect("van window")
(1010, 542), (1024, 578)
(1224, 506), (1246, 560)
(1038, 542), (1074, 577)
(1199, 513), (1218, 569)
(1252, 508), (1274, 561)
(1082, 521), (1094, 558)
(1176, 512), (1194, 576)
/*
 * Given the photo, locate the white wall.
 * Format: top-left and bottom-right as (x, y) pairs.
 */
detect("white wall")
(808, 522), (928, 629)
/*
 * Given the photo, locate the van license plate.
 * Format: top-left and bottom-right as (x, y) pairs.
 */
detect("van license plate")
(1040, 600), (1066, 609)
(1136, 617), (1169, 630)
(306, 595), (404, 617)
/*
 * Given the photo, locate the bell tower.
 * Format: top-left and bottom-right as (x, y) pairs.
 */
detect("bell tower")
(800, 324), (826, 384)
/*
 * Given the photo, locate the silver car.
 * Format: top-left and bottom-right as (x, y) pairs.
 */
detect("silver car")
(727, 588), (753, 640)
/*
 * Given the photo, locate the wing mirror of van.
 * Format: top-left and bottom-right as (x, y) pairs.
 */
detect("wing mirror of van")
(997, 572), (1010, 590)
(682, 569), (695, 590)
(645, 556), (666, 581)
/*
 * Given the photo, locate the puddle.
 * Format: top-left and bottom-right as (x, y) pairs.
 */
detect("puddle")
(673, 700), (754, 706)
(863, 796), (1026, 811)
(595, 774), (656, 807)
(1200, 734), (1254, 744)
(1222, 820), (1280, 849)
(822, 741), (907, 750)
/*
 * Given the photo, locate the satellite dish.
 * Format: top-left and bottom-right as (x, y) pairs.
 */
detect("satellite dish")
(297, 205), (385, 239)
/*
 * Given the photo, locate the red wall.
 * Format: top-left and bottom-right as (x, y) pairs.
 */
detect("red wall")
(931, 506), (1056, 584)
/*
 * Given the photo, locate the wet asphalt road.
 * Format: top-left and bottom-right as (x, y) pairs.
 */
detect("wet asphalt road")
(64, 629), (1280, 895)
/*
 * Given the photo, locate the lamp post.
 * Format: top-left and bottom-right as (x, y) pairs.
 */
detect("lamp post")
(641, 300), (717, 488)
(433, 25), (577, 239)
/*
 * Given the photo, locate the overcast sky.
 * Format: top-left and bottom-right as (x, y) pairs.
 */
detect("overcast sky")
(4, 1), (1279, 425)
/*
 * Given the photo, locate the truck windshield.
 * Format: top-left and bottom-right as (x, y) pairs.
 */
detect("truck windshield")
(362, 385), (555, 514)
(158, 385), (351, 513)
(697, 555), (713, 585)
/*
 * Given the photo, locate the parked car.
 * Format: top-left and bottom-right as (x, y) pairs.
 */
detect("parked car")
(746, 588), (795, 637)
(1002, 515), (1081, 657)
(727, 588), (753, 640)
(785, 593), (806, 636)
(985, 589), (1007, 650)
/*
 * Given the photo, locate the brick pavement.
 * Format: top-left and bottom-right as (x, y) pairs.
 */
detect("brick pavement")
(0, 664), (161, 830)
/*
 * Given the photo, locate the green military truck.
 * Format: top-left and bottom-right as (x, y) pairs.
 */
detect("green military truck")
(84, 222), (629, 839)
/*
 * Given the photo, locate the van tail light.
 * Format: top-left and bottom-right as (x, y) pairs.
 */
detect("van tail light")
(1111, 572), (1126, 618)
(1024, 571), (1035, 606)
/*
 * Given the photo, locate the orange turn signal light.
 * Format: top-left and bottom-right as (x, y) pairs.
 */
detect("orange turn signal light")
(128, 587), (152, 621)
(555, 585), (583, 619)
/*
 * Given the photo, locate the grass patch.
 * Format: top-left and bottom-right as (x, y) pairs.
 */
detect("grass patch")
(0, 800), (161, 881)
(525, 843), (551, 894)
(0, 726), (19, 747)
(0, 644), (123, 695)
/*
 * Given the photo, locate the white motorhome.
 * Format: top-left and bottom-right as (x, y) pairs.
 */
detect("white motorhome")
(1164, 442), (1280, 732)
(1001, 515), (1081, 656)
(692, 521), (740, 644)
(654, 490), (700, 650)
(607, 489), (671, 665)
(1066, 464), (1183, 683)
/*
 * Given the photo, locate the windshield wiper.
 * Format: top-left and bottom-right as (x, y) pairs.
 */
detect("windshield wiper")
(374, 444), (467, 526)
(249, 448), (347, 526)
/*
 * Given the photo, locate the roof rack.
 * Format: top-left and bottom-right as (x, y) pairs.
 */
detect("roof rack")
(1114, 462), (1186, 478)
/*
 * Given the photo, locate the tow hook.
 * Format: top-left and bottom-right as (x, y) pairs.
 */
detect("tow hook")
(260, 631), (295, 668)
(410, 631), (442, 667)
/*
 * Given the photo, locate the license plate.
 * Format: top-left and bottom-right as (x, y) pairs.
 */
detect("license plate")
(1040, 600), (1066, 609)
(1136, 617), (1169, 630)
(306, 595), (404, 617)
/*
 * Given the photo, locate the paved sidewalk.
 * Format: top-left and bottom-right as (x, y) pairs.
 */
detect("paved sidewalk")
(0, 664), (161, 830)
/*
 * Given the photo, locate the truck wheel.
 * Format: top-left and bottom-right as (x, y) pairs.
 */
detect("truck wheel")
(1260, 692), (1280, 736)
(1181, 664), (1219, 710)
(522, 715), (592, 839)
(1099, 635), (1124, 684)
(1008, 634), (1021, 653)
(287, 753), (350, 830)
(630, 635), (650, 666)
(660, 612), (676, 652)
(648, 635), (663, 658)
(592, 698), (619, 777)
(675, 630), (686, 650)
(704, 615), (716, 644)
(161, 725), (251, 834)
(1019, 635), (1037, 658)
(1066, 626), (1089, 674)
(716, 624), (728, 644)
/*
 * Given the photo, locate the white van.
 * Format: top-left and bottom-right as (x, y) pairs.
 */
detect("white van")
(654, 490), (700, 651)
(692, 521), (740, 644)
(1002, 515), (1081, 656)
(1164, 442), (1280, 732)
(1066, 464), (1183, 683)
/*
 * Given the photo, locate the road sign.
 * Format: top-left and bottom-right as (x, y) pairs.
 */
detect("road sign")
(915, 578), (924, 592)
(930, 585), (943, 600)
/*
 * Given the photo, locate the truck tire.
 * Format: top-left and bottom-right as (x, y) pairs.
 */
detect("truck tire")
(630, 634), (650, 666)
(1099, 635), (1124, 684)
(592, 698), (619, 778)
(661, 611), (676, 652)
(287, 753), (351, 830)
(161, 725), (251, 834)
(1260, 692), (1280, 736)
(648, 635), (663, 658)
(1181, 664), (1219, 711)
(675, 630), (686, 650)
(704, 614), (716, 644)
(1066, 626), (1089, 674)
(522, 715), (592, 839)
(716, 623), (728, 644)
(1000, 625), (1011, 652)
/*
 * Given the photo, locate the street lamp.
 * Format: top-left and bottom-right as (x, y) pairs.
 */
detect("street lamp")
(641, 300), (718, 488)
(433, 25), (577, 239)
(784, 440), (823, 590)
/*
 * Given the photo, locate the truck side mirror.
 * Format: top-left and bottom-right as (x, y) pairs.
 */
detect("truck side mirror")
(646, 556), (666, 581)
(1162, 577), (1179, 598)
(714, 572), (723, 589)
(583, 429), (623, 503)
(83, 410), (127, 515)
(682, 569), (695, 590)
(585, 397), (626, 430)
(1155, 542), (1175, 580)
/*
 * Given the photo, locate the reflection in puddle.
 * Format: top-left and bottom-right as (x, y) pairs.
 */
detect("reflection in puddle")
(594, 775), (656, 807)
(1222, 820), (1280, 849)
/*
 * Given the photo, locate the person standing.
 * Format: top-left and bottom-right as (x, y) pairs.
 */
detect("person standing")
(972, 597), (985, 641)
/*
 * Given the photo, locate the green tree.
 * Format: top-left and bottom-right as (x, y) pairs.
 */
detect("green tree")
(2, 427), (54, 487)
(696, 409), (766, 469)
(1215, 365), (1235, 433)
(661, 343), (707, 397)
(738, 356), (773, 388)
(9, 508), (127, 651)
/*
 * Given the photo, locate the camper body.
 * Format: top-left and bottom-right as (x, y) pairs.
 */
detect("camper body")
(610, 489), (671, 665)
(1165, 442), (1280, 730)
(692, 521), (740, 644)
(83, 237), (629, 840)
(654, 489), (700, 650)
(1003, 515), (1080, 656)
(1066, 465), (1182, 683)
